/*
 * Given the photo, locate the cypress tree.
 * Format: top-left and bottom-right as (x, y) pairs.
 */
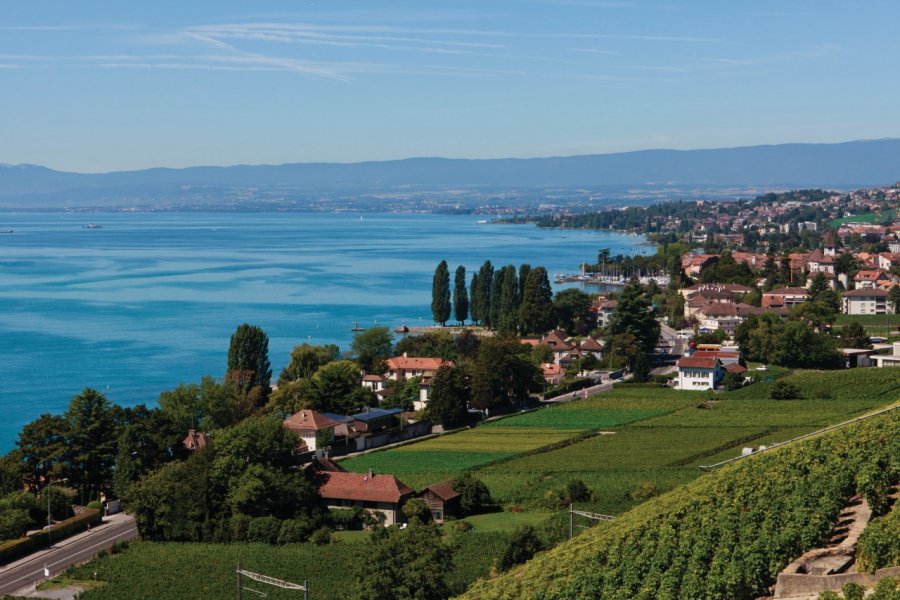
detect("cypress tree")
(453, 265), (469, 325)
(469, 272), (481, 325)
(227, 323), (272, 399)
(477, 260), (494, 329)
(432, 260), (452, 326)
(518, 264), (532, 303)
(494, 265), (520, 334)
(519, 266), (555, 334)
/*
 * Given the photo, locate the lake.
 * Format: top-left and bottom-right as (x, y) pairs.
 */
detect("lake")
(0, 212), (647, 450)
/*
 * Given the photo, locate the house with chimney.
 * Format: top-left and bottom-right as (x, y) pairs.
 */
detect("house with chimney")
(182, 429), (210, 451)
(384, 355), (448, 382)
(675, 355), (725, 390)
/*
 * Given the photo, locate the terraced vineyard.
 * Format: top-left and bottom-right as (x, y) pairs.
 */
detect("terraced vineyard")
(464, 407), (900, 599)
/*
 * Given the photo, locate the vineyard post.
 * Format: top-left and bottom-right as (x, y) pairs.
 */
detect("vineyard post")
(236, 562), (242, 600)
(569, 503), (574, 539)
(305, 580), (309, 600)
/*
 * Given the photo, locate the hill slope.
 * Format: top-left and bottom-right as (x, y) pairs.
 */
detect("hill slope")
(462, 406), (900, 599)
(2, 139), (899, 208)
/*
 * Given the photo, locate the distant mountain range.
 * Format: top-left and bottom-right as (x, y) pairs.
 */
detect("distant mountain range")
(1, 138), (899, 210)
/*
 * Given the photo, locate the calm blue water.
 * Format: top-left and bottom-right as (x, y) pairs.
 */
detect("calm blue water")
(0, 212), (646, 450)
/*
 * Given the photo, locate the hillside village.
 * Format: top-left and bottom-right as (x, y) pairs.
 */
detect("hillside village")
(1, 185), (899, 599)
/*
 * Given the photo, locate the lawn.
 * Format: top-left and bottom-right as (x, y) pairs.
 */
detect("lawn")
(828, 209), (895, 227)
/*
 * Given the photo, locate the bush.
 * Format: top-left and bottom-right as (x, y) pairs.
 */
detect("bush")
(0, 509), (32, 541)
(453, 474), (494, 517)
(566, 480), (591, 503)
(857, 505), (900, 573)
(246, 517), (281, 544)
(629, 481), (659, 502)
(451, 520), (474, 533)
(87, 500), (103, 510)
(402, 498), (432, 524)
(110, 540), (129, 554)
(309, 526), (333, 545)
(277, 518), (312, 544)
(497, 526), (544, 571)
(0, 509), (102, 565)
(770, 380), (802, 400)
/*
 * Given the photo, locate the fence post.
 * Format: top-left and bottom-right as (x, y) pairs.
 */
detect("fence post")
(236, 563), (242, 600)
(569, 503), (574, 539)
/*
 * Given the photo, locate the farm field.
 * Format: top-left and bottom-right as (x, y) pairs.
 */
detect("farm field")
(341, 391), (700, 490)
(835, 313), (900, 337)
(63, 530), (509, 600)
(828, 209), (896, 226)
(346, 369), (899, 516)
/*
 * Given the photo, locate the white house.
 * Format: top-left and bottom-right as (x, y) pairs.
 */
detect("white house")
(384, 355), (448, 381)
(874, 342), (900, 368)
(675, 355), (725, 390)
(283, 409), (339, 452)
(842, 288), (889, 315)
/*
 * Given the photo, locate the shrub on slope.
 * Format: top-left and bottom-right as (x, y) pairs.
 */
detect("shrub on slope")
(462, 408), (900, 600)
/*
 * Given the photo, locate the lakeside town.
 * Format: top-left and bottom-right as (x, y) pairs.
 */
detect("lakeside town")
(0, 182), (898, 599)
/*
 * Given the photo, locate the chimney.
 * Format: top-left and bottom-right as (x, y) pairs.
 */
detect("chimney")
(403, 351), (408, 358)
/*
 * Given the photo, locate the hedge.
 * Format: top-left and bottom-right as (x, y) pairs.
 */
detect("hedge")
(0, 509), (102, 565)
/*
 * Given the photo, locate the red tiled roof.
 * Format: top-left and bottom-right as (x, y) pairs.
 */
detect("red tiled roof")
(844, 288), (888, 298)
(692, 351), (739, 360)
(284, 409), (340, 433)
(579, 337), (603, 351)
(724, 363), (747, 374)
(676, 356), (720, 369)
(385, 356), (446, 371)
(319, 471), (414, 504)
(422, 480), (460, 502)
(362, 374), (384, 382)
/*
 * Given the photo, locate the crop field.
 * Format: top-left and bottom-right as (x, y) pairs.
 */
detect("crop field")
(66, 531), (508, 600)
(835, 313), (900, 337)
(829, 209), (896, 226)
(342, 392), (699, 490)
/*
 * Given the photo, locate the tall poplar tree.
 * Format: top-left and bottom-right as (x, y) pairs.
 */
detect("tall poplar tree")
(469, 272), (481, 325)
(519, 267), (555, 334)
(431, 260), (451, 326)
(518, 264), (532, 303)
(492, 265), (520, 334)
(227, 323), (272, 398)
(477, 260), (495, 329)
(453, 265), (469, 325)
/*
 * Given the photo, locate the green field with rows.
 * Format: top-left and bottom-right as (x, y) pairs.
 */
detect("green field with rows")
(835, 313), (900, 337)
(464, 405), (900, 600)
(65, 530), (507, 600)
(344, 369), (899, 514)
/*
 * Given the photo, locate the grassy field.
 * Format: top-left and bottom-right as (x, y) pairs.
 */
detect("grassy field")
(345, 369), (900, 516)
(62, 528), (510, 600)
(835, 313), (900, 337)
(829, 209), (896, 226)
(341, 392), (699, 490)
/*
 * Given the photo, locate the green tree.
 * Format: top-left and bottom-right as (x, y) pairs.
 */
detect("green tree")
(807, 272), (829, 301)
(308, 360), (373, 415)
(266, 379), (312, 418)
(354, 522), (453, 600)
(65, 388), (116, 503)
(491, 265), (520, 334)
(841, 321), (872, 349)
(431, 260), (451, 326)
(469, 271), (482, 326)
(606, 279), (660, 355)
(498, 525), (545, 571)
(452, 473), (494, 516)
(0, 508), (32, 540)
(553, 288), (593, 335)
(226, 323), (272, 401)
(470, 335), (542, 411)
(395, 331), (457, 361)
(453, 265), (469, 325)
(774, 321), (841, 368)
(518, 264), (532, 303)
(889, 285), (900, 314)
(350, 326), (394, 374)
(424, 366), (470, 429)
(0, 454), (23, 497)
(519, 267), (555, 334)
(278, 343), (340, 384)
(476, 260), (495, 328)
(15, 414), (68, 493)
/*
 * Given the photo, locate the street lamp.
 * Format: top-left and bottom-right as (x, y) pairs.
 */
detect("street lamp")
(46, 477), (68, 547)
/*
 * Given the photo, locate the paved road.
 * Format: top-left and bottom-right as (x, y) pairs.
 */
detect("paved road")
(659, 321), (686, 357)
(0, 514), (137, 596)
(543, 378), (617, 404)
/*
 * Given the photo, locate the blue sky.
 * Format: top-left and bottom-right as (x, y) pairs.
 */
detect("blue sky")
(2, 1), (899, 172)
